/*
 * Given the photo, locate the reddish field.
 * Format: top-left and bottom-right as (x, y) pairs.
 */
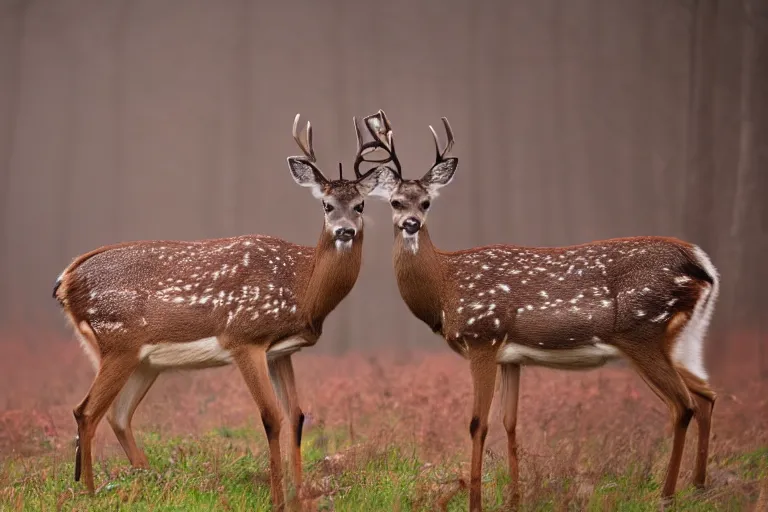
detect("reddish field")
(0, 329), (767, 507)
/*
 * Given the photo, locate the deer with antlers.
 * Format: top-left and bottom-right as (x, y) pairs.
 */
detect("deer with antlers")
(52, 114), (384, 508)
(357, 110), (719, 510)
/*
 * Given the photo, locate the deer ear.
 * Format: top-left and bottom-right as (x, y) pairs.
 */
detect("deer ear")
(420, 157), (458, 195)
(360, 166), (400, 199)
(287, 157), (328, 199)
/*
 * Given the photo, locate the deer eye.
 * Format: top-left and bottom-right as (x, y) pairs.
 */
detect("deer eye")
(323, 201), (334, 213)
(391, 200), (404, 210)
(421, 200), (431, 211)
(354, 202), (364, 213)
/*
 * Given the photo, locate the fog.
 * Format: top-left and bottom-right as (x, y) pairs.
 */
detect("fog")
(0, 0), (765, 370)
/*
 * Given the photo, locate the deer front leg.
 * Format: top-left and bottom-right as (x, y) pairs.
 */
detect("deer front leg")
(233, 344), (285, 511)
(500, 363), (521, 508)
(269, 355), (305, 502)
(467, 346), (497, 512)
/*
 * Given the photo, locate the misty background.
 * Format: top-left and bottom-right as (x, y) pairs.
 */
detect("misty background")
(0, 0), (765, 370)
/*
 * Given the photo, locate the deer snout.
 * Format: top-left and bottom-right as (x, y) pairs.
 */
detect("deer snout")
(401, 217), (421, 235)
(334, 227), (356, 241)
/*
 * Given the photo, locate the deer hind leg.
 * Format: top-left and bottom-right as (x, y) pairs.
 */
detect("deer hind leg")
(676, 365), (716, 489)
(618, 340), (695, 501)
(233, 344), (285, 511)
(269, 355), (305, 503)
(73, 338), (140, 493)
(499, 363), (521, 508)
(106, 362), (160, 469)
(467, 346), (498, 512)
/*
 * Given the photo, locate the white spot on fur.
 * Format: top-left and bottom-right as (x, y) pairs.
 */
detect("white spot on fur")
(674, 275), (691, 285)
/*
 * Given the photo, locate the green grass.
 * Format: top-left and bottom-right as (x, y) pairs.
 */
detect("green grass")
(0, 426), (765, 511)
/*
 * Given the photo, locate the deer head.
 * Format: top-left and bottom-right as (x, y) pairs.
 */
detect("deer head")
(287, 114), (381, 251)
(358, 110), (458, 250)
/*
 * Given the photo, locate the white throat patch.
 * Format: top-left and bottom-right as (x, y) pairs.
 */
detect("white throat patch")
(402, 232), (419, 254)
(335, 240), (353, 252)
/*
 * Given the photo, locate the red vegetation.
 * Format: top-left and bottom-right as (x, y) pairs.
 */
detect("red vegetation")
(1, 329), (766, 474)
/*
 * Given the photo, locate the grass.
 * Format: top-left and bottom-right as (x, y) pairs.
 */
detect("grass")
(1, 341), (767, 510)
(1, 424), (766, 511)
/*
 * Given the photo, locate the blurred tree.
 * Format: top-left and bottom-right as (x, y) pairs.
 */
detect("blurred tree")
(0, 0), (28, 317)
(731, 0), (768, 374)
(682, 0), (719, 251)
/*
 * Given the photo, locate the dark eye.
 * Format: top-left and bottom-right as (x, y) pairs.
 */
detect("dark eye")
(391, 200), (403, 210)
(421, 200), (431, 211)
(354, 202), (364, 213)
(323, 201), (334, 213)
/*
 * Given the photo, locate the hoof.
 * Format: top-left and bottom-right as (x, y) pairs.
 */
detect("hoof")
(74, 435), (81, 482)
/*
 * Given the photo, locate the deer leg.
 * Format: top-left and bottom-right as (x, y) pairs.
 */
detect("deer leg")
(467, 347), (498, 512)
(269, 355), (305, 502)
(73, 351), (139, 494)
(233, 344), (285, 511)
(499, 363), (521, 508)
(106, 362), (160, 468)
(621, 345), (694, 501)
(676, 365), (716, 489)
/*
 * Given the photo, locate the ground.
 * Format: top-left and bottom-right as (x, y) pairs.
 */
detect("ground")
(0, 330), (766, 510)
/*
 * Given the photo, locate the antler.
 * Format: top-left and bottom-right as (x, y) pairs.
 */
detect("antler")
(292, 113), (316, 162)
(353, 109), (402, 179)
(429, 117), (454, 164)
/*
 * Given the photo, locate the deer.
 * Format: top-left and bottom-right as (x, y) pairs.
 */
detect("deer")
(51, 113), (385, 509)
(357, 110), (719, 511)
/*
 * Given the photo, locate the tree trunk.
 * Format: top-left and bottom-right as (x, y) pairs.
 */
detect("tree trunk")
(682, 0), (719, 250)
(0, 0), (27, 321)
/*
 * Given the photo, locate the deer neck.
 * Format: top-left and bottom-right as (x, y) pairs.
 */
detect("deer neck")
(393, 226), (446, 334)
(299, 227), (363, 333)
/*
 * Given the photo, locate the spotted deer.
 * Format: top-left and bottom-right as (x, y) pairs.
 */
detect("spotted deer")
(52, 114), (384, 508)
(358, 110), (719, 511)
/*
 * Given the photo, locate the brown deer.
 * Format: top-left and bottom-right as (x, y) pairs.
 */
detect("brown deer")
(358, 110), (719, 511)
(52, 114), (384, 508)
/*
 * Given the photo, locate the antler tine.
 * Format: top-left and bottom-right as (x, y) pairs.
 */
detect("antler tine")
(291, 113), (316, 162)
(306, 120), (315, 160)
(429, 124), (441, 164)
(429, 116), (455, 163)
(353, 114), (402, 179)
(441, 117), (455, 155)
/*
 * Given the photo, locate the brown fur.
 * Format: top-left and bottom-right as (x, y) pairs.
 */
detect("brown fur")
(366, 111), (720, 509)
(54, 114), (380, 506)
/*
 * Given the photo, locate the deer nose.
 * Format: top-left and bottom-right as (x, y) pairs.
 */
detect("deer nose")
(334, 227), (356, 241)
(402, 217), (421, 235)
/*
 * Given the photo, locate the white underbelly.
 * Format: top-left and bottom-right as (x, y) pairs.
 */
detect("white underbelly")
(139, 337), (233, 370)
(139, 336), (311, 370)
(496, 342), (622, 370)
